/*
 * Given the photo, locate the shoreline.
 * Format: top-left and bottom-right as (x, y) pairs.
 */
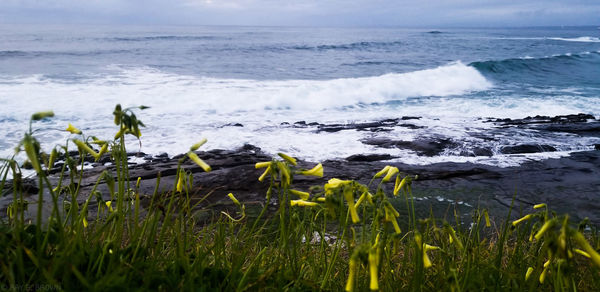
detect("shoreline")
(3, 113), (600, 225)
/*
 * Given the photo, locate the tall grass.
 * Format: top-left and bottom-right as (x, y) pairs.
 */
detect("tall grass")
(0, 106), (599, 291)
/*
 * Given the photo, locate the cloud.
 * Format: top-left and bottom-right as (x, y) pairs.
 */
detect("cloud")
(0, 0), (598, 26)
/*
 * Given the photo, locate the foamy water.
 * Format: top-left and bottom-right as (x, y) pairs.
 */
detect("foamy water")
(1, 26), (599, 167)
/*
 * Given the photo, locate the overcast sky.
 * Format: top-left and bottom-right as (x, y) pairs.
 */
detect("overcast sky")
(1, 0), (599, 27)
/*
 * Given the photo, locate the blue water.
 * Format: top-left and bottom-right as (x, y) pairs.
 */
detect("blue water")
(1, 25), (599, 166)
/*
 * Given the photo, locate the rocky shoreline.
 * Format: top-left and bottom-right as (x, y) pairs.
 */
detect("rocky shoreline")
(2, 113), (600, 225)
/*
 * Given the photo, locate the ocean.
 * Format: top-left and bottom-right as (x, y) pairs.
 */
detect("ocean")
(1, 25), (599, 167)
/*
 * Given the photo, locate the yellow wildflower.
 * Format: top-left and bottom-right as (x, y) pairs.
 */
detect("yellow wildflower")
(258, 166), (271, 182)
(105, 201), (113, 212)
(512, 214), (533, 226)
(534, 220), (555, 240)
(65, 123), (82, 134)
(290, 189), (310, 200)
(484, 210), (491, 227)
(573, 232), (600, 268)
(533, 203), (547, 209)
(278, 153), (297, 165)
(525, 267), (534, 280)
(227, 193), (240, 206)
(190, 138), (207, 151)
(255, 161), (271, 169)
(343, 188), (360, 223)
(290, 199), (319, 207)
(31, 111), (54, 120)
(381, 166), (399, 183)
(345, 256), (357, 292)
(374, 165), (391, 178)
(369, 247), (380, 290)
(300, 163), (323, 177)
(188, 152), (211, 172)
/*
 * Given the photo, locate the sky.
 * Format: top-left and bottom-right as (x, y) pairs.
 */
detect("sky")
(0, 0), (599, 27)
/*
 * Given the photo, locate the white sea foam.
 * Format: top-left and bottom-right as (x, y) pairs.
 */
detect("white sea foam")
(0, 63), (598, 168)
(548, 36), (600, 43)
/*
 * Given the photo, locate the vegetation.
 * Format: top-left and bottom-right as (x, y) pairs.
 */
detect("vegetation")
(0, 106), (599, 291)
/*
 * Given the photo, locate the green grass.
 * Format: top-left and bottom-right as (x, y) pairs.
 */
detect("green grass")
(0, 105), (599, 291)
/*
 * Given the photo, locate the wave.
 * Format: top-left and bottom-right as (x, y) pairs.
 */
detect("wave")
(107, 35), (222, 42)
(290, 40), (404, 51)
(548, 36), (600, 43)
(470, 51), (600, 85)
(0, 62), (492, 114)
(0, 49), (134, 59)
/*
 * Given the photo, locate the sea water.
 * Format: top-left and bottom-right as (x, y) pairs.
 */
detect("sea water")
(1, 25), (599, 167)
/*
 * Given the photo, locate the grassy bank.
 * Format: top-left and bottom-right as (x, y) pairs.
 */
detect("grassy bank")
(1, 106), (599, 291)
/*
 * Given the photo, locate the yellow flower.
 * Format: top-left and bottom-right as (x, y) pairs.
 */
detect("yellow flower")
(227, 193), (241, 206)
(105, 201), (113, 212)
(525, 267), (534, 280)
(573, 248), (591, 258)
(136, 177), (142, 189)
(512, 214), (533, 226)
(533, 203), (547, 209)
(290, 199), (319, 207)
(300, 163), (323, 177)
(258, 166), (271, 182)
(369, 247), (380, 290)
(278, 162), (291, 185)
(534, 220), (555, 240)
(573, 232), (600, 268)
(373, 165), (390, 178)
(82, 217), (88, 228)
(176, 171), (185, 192)
(393, 175), (407, 196)
(423, 249), (433, 269)
(539, 266), (548, 284)
(31, 111), (54, 121)
(73, 139), (101, 161)
(381, 166), (399, 183)
(484, 210), (491, 228)
(255, 161), (271, 169)
(355, 192), (373, 208)
(342, 188), (360, 223)
(190, 138), (207, 151)
(188, 152), (211, 172)
(65, 123), (82, 134)
(290, 189), (310, 200)
(324, 178), (351, 194)
(345, 257), (357, 292)
(317, 197), (326, 202)
(278, 153), (297, 165)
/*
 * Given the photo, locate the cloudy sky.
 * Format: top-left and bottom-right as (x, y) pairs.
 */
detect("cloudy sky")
(1, 0), (599, 27)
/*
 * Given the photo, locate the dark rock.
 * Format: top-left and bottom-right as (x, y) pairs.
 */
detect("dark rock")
(134, 152), (146, 158)
(399, 123), (425, 129)
(401, 116), (421, 120)
(500, 144), (557, 154)
(346, 154), (394, 162)
(595, 144), (600, 150)
(473, 147), (494, 157)
(361, 137), (458, 156)
(155, 152), (168, 158)
(223, 123), (243, 127)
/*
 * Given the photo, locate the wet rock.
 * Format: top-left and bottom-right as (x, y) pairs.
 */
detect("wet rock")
(346, 154), (394, 162)
(500, 144), (557, 154)
(222, 123), (244, 127)
(361, 137), (458, 156)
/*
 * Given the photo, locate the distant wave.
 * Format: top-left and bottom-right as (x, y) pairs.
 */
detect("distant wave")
(0, 49), (134, 59)
(107, 35), (222, 42)
(548, 36), (600, 43)
(290, 40), (404, 51)
(470, 51), (600, 75)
